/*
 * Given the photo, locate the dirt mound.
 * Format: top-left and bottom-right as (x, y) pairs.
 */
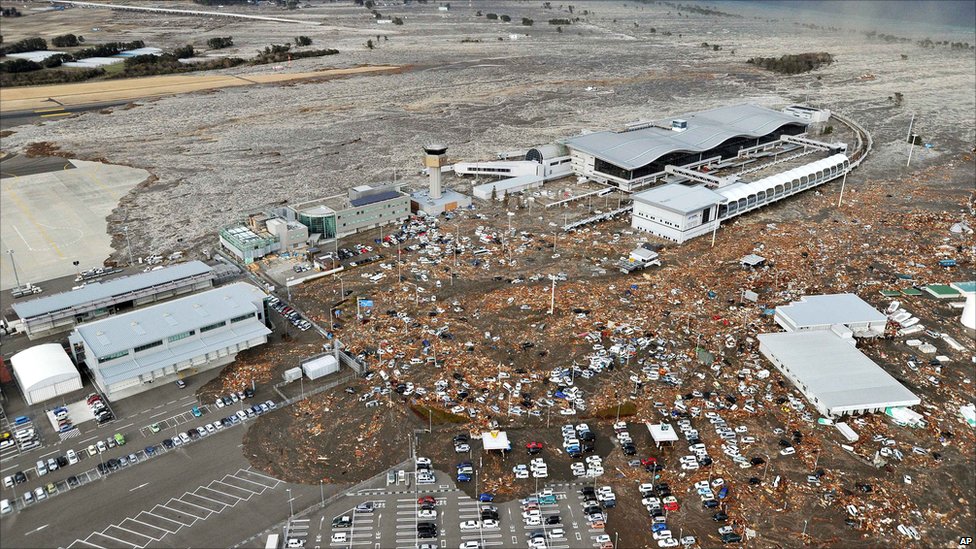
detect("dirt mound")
(243, 383), (422, 484)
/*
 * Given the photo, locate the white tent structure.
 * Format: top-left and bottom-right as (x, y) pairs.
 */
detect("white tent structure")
(11, 344), (83, 405)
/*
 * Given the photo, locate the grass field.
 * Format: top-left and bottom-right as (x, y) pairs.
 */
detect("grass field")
(0, 65), (401, 112)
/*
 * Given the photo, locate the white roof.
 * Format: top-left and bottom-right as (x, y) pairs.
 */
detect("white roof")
(10, 344), (80, 392)
(646, 423), (679, 442)
(720, 154), (849, 203)
(473, 175), (544, 194)
(758, 331), (919, 414)
(73, 282), (267, 357)
(481, 430), (510, 451)
(633, 183), (724, 214)
(777, 293), (886, 329)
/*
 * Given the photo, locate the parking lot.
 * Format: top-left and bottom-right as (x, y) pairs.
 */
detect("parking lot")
(299, 466), (605, 549)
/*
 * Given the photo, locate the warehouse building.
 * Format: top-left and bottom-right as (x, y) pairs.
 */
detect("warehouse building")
(10, 344), (83, 406)
(774, 293), (889, 335)
(563, 104), (807, 191)
(758, 330), (920, 417)
(219, 212), (309, 265)
(68, 282), (270, 401)
(11, 261), (215, 339)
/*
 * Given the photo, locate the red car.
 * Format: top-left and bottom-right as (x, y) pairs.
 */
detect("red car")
(526, 441), (543, 454)
(640, 457), (658, 467)
(662, 496), (679, 512)
(417, 495), (436, 505)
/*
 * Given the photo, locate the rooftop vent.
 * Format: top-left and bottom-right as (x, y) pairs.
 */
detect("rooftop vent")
(671, 119), (688, 132)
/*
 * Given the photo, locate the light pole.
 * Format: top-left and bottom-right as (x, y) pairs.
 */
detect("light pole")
(6, 249), (22, 289)
(122, 226), (134, 265)
(286, 488), (294, 517)
(320, 479), (325, 505)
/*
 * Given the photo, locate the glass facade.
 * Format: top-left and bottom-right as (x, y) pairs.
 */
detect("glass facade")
(298, 213), (337, 240)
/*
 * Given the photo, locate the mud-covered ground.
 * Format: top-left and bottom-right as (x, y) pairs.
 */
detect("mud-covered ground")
(1, 0), (973, 262)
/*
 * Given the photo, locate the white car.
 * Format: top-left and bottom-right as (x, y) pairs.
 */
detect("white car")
(548, 528), (565, 539)
(524, 516), (542, 527)
(416, 457), (432, 467)
(418, 509), (437, 519)
(482, 519), (499, 529)
(653, 530), (672, 540)
(459, 520), (482, 531)
(585, 456), (602, 466)
(521, 509), (542, 519)
(659, 538), (679, 548)
(66, 449), (79, 465)
(459, 542), (481, 549)
(679, 536), (697, 546)
(0, 499), (11, 515)
(780, 447), (796, 456)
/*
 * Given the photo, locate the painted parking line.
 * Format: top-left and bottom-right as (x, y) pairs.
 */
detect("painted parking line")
(66, 539), (104, 548)
(181, 492), (226, 513)
(83, 532), (135, 549)
(162, 499), (211, 520)
(147, 506), (197, 528)
(120, 517), (171, 540)
(210, 480), (257, 499)
(102, 525), (155, 547)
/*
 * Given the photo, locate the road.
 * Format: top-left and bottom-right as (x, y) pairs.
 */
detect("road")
(0, 101), (130, 131)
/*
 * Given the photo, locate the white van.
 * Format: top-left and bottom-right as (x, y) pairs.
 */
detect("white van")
(331, 533), (348, 543)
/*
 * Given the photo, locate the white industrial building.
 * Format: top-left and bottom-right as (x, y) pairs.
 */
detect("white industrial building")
(630, 153), (850, 243)
(301, 354), (339, 380)
(11, 261), (216, 339)
(10, 344), (83, 406)
(69, 282), (271, 401)
(758, 331), (920, 417)
(774, 293), (888, 335)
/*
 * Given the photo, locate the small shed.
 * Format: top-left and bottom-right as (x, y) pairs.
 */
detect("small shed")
(11, 344), (83, 405)
(302, 354), (339, 380)
(646, 422), (679, 448)
(740, 254), (766, 268)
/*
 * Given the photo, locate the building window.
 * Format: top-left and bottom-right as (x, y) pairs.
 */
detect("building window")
(168, 330), (196, 343)
(200, 320), (226, 333)
(98, 350), (129, 363)
(230, 313), (253, 324)
(134, 340), (163, 353)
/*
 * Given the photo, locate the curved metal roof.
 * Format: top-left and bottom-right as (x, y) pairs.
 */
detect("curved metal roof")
(11, 344), (80, 392)
(564, 104), (805, 170)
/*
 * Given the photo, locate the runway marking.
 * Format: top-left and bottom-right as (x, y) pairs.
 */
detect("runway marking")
(6, 189), (65, 258)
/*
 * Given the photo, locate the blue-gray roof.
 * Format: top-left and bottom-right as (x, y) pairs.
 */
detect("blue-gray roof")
(349, 190), (404, 207)
(73, 282), (267, 357)
(12, 261), (214, 320)
(633, 183), (724, 214)
(564, 104), (804, 170)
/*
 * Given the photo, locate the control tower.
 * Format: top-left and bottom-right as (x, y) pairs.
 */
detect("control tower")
(423, 143), (448, 200)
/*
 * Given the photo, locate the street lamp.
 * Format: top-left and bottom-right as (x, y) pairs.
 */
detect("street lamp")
(286, 488), (294, 517)
(5, 249), (22, 289)
(122, 226), (134, 265)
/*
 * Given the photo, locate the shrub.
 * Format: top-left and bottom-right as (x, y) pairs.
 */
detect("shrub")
(173, 44), (194, 59)
(0, 37), (47, 55)
(500, 14), (511, 22)
(522, 17), (533, 26)
(207, 36), (234, 49)
(51, 34), (80, 48)
(392, 16), (403, 25)
(549, 18), (571, 25)
(746, 52), (834, 74)
(295, 36), (312, 47)
(0, 58), (41, 73)
(486, 12), (498, 20)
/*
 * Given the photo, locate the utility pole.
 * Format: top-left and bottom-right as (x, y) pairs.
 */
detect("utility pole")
(123, 226), (134, 265)
(6, 250), (22, 289)
(906, 112), (918, 167)
(836, 172), (848, 207)
(548, 276), (556, 315)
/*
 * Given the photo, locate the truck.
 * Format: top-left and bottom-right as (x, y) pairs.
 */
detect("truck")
(619, 244), (662, 274)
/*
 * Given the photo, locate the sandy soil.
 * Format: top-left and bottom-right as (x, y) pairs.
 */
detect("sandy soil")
(0, 65), (401, 112)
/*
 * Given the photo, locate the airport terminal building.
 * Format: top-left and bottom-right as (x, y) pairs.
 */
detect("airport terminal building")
(68, 282), (270, 401)
(563, 104), (807, 191)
